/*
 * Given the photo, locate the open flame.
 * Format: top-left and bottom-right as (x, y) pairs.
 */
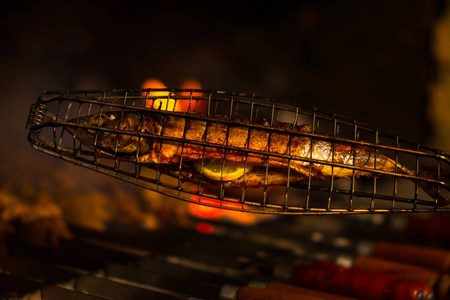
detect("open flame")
(141, 78), (274, 230)
(142, 78), (206, 113)
(141, 78), (175, 111)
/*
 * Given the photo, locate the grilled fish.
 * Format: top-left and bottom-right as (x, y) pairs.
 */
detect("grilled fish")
(65, 110), (413, 188)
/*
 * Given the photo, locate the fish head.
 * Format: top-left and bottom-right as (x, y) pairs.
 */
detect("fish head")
(67, 111), (151, 156)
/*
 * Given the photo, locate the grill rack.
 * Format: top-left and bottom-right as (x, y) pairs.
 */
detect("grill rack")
(26, 89), (450, 214)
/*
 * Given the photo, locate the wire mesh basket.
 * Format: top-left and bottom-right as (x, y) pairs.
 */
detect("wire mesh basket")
(26, 89), (450, 214)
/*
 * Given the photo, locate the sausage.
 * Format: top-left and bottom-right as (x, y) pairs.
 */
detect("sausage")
(373, 241), (450, 274)
(353, 256), (439, 287)
(266, 282), (357, 300)
(292, 261), (434, 300)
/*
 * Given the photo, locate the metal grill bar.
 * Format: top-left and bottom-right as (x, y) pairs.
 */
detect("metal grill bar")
(2, 219), (450, 300)
(26, 89), (450, 214)
(29, 120), (446, 186)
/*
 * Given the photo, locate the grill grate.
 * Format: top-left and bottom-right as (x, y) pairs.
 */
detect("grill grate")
(26, 89), (450, 214)
(1, 218), (447, 300)
(0, 224), (291, 300)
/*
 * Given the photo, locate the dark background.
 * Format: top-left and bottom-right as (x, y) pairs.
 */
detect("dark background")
(1, 1), (444, 146)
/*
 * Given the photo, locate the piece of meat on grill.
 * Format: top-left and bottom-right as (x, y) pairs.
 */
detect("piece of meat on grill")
(68, 111), (411, 180)
(64, 110), (449, 205)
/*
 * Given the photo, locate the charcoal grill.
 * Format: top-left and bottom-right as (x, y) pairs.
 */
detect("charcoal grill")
(1, 217), (448, 300)
(26, 89), (450, 214)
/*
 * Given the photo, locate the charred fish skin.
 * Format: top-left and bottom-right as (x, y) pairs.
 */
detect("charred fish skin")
(66, 111), (412, 183)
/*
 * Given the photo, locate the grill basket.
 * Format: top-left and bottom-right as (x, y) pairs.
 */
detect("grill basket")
(26, 89), (450, 214)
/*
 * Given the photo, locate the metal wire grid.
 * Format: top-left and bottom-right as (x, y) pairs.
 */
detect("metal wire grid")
(26, 89), (450, 214)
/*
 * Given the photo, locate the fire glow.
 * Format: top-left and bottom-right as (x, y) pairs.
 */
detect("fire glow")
(141, 78), (206, 113)
(188, 189), (263, 226)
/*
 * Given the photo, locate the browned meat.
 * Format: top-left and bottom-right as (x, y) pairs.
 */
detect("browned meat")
(68, 111), (413, 187)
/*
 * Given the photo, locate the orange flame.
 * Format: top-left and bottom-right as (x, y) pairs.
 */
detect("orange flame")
(141, 78), (175, 111)
(141, 78), (206, 113)
(178, 79), (207, 113)
(180, 79), (202, 94)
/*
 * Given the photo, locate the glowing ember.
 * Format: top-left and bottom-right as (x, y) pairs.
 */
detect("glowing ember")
(188, 187), (271, 226)
(195, 222), (216, 234)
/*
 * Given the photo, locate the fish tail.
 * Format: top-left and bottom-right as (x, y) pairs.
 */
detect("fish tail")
(395, 159), (415, 176)
(413, 167), (450, 206)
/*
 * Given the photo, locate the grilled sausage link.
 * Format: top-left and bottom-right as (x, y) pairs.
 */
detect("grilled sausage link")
(292, 261), (434, 300)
